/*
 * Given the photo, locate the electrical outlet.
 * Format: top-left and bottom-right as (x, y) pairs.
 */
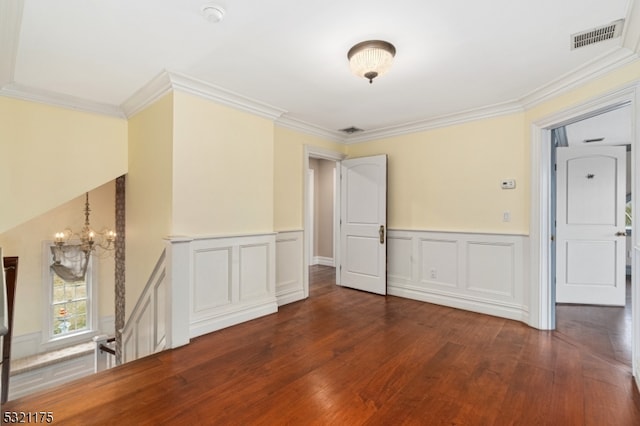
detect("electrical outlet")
(501, 179), (516, 189)
(430, 268), (437, 279)
(503, 211), (511, 222)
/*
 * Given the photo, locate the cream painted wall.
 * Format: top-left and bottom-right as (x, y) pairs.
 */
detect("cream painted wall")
(172, 92), (274, 236)
(0, 97), (127, 233)
(273, 126), (346, 231)
(347, 113), (527, 234)
(126, 93), (174, 320)
(0, 182), (115, 337)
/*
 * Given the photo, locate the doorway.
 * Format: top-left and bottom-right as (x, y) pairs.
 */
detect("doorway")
(308, 158), (337, 269)
(550, 105), (633, 365)
(303, 146), (345, 298)
(530, 84), (639, 381)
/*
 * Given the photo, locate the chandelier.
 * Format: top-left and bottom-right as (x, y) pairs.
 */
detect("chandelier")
(347, 40), (396, 84)
(50, 192), (116, 282)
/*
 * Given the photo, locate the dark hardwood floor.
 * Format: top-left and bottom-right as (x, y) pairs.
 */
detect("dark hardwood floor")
(4, 266), (640, 425)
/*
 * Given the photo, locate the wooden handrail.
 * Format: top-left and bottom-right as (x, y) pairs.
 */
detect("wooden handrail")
(98, 343), (116, 356)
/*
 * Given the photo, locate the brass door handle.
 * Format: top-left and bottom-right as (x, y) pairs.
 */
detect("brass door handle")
(379, 225), (385, 244)
(615, 231), (627, 237)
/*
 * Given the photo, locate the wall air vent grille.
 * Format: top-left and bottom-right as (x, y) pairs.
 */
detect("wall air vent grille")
(571, 19), (624, 50)
(340, 126), (364, 134)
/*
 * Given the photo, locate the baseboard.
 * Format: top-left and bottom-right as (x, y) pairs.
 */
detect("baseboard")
(276, 288), (305, 306)
(189, 298), (278, 338)
(313, 256), (335, 267)
(388, 282), (528, 323)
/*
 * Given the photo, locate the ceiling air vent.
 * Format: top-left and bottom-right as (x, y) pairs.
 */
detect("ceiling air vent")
(571, 19), (624, 50)
(340, 126), (364, 134)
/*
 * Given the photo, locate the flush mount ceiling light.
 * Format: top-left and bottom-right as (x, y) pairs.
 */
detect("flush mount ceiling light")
(347, 40), (396, 84)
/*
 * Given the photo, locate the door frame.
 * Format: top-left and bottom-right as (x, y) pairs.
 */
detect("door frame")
(303, 145), (346, 297)
(529, 82), (639, 380)
(307, 168), (314, 266)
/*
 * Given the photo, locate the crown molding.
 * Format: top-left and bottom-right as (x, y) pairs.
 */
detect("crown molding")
(0, 82), (125, 118)
(0, 0), (23, 86)
(168, 71), (287, 120)
(122, 70), (288, 121)
(343, 48), (639, 144)
(344, 101), (524, 144)
(120, 71), (173, 118)
(276, 115), (345, 142)
(519, 48), (638, 110)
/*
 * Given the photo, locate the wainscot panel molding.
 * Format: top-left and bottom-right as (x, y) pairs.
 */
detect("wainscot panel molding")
(9, 353), (93, 401)
(186, 234), (278, 338)
(122, 250), (168, 363)
(10, 315), (116, 360)
(276, 231), (305, 306)
(387, 230), (528, 323)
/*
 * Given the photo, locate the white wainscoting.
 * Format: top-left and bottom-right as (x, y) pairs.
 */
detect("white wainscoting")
(276, 231), (305, 306)
(10, 315), (115, 360)
(387, 230), (528, 323)
(9, 353), (93, 401)
(188, 234), (278, 338)
(122, 250), (168, 363)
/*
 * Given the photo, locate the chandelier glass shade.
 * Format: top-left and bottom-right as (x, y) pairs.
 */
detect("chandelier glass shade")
(51, 192), (115, 281)
(347, 40), (396, 83)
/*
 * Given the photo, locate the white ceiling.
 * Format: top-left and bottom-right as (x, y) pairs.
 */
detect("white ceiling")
(1, 0), (639, 141)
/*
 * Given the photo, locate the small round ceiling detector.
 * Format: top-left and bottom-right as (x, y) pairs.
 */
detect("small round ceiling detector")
(201, 3), (226, 23)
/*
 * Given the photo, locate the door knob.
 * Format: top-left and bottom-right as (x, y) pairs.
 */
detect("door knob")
(379, 225), (385, 244)
(615, 231), (627, 236)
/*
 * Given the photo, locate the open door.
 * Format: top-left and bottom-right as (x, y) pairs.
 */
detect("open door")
(556, 146), (626, 305)
(339, 155), (387, 295)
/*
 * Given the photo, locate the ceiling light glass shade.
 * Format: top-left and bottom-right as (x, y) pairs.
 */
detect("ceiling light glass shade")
(348, 40), (396, 84)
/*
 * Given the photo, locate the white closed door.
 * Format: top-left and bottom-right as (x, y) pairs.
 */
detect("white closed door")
(340, 155), (387, 295)
(556, 146), (626, 305)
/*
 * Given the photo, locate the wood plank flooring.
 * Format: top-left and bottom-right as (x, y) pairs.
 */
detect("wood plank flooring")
(4, 266), (640, 425)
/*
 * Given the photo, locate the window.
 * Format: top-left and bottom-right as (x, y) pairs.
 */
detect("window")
(43, 242), (98, 348)
(52, 273), (88, 336)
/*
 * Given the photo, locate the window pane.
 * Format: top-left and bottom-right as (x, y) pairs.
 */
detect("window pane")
(51, 276), (88, 336)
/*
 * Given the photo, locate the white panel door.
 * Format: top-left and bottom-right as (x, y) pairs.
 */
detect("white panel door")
(556, 146), (626, 305)
(340, 155), (387, 295)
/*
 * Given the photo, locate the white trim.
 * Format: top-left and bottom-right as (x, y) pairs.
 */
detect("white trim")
(304, 146), (346, 297)
(183, 234), (278, 339)
(308, 168), (315, 266)
(0, 0), (22, 86)
(345, 100), (524, 144)
(529, 82), (639, 380)
(120, 70), (173, 118)
(0, 83), (126, 118)
(313, 256), (335, 267)
(40, 241), (99, 352)
(520, 49), (638, 110)
(276, 116), (344, 142)
(2, 52), (639, 146)
(122, 70), (287, 121)
(387, 229), (528, 323)
(275, 231), (304, 306)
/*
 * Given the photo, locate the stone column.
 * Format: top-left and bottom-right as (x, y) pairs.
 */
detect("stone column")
(114, 175), (126, 365)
